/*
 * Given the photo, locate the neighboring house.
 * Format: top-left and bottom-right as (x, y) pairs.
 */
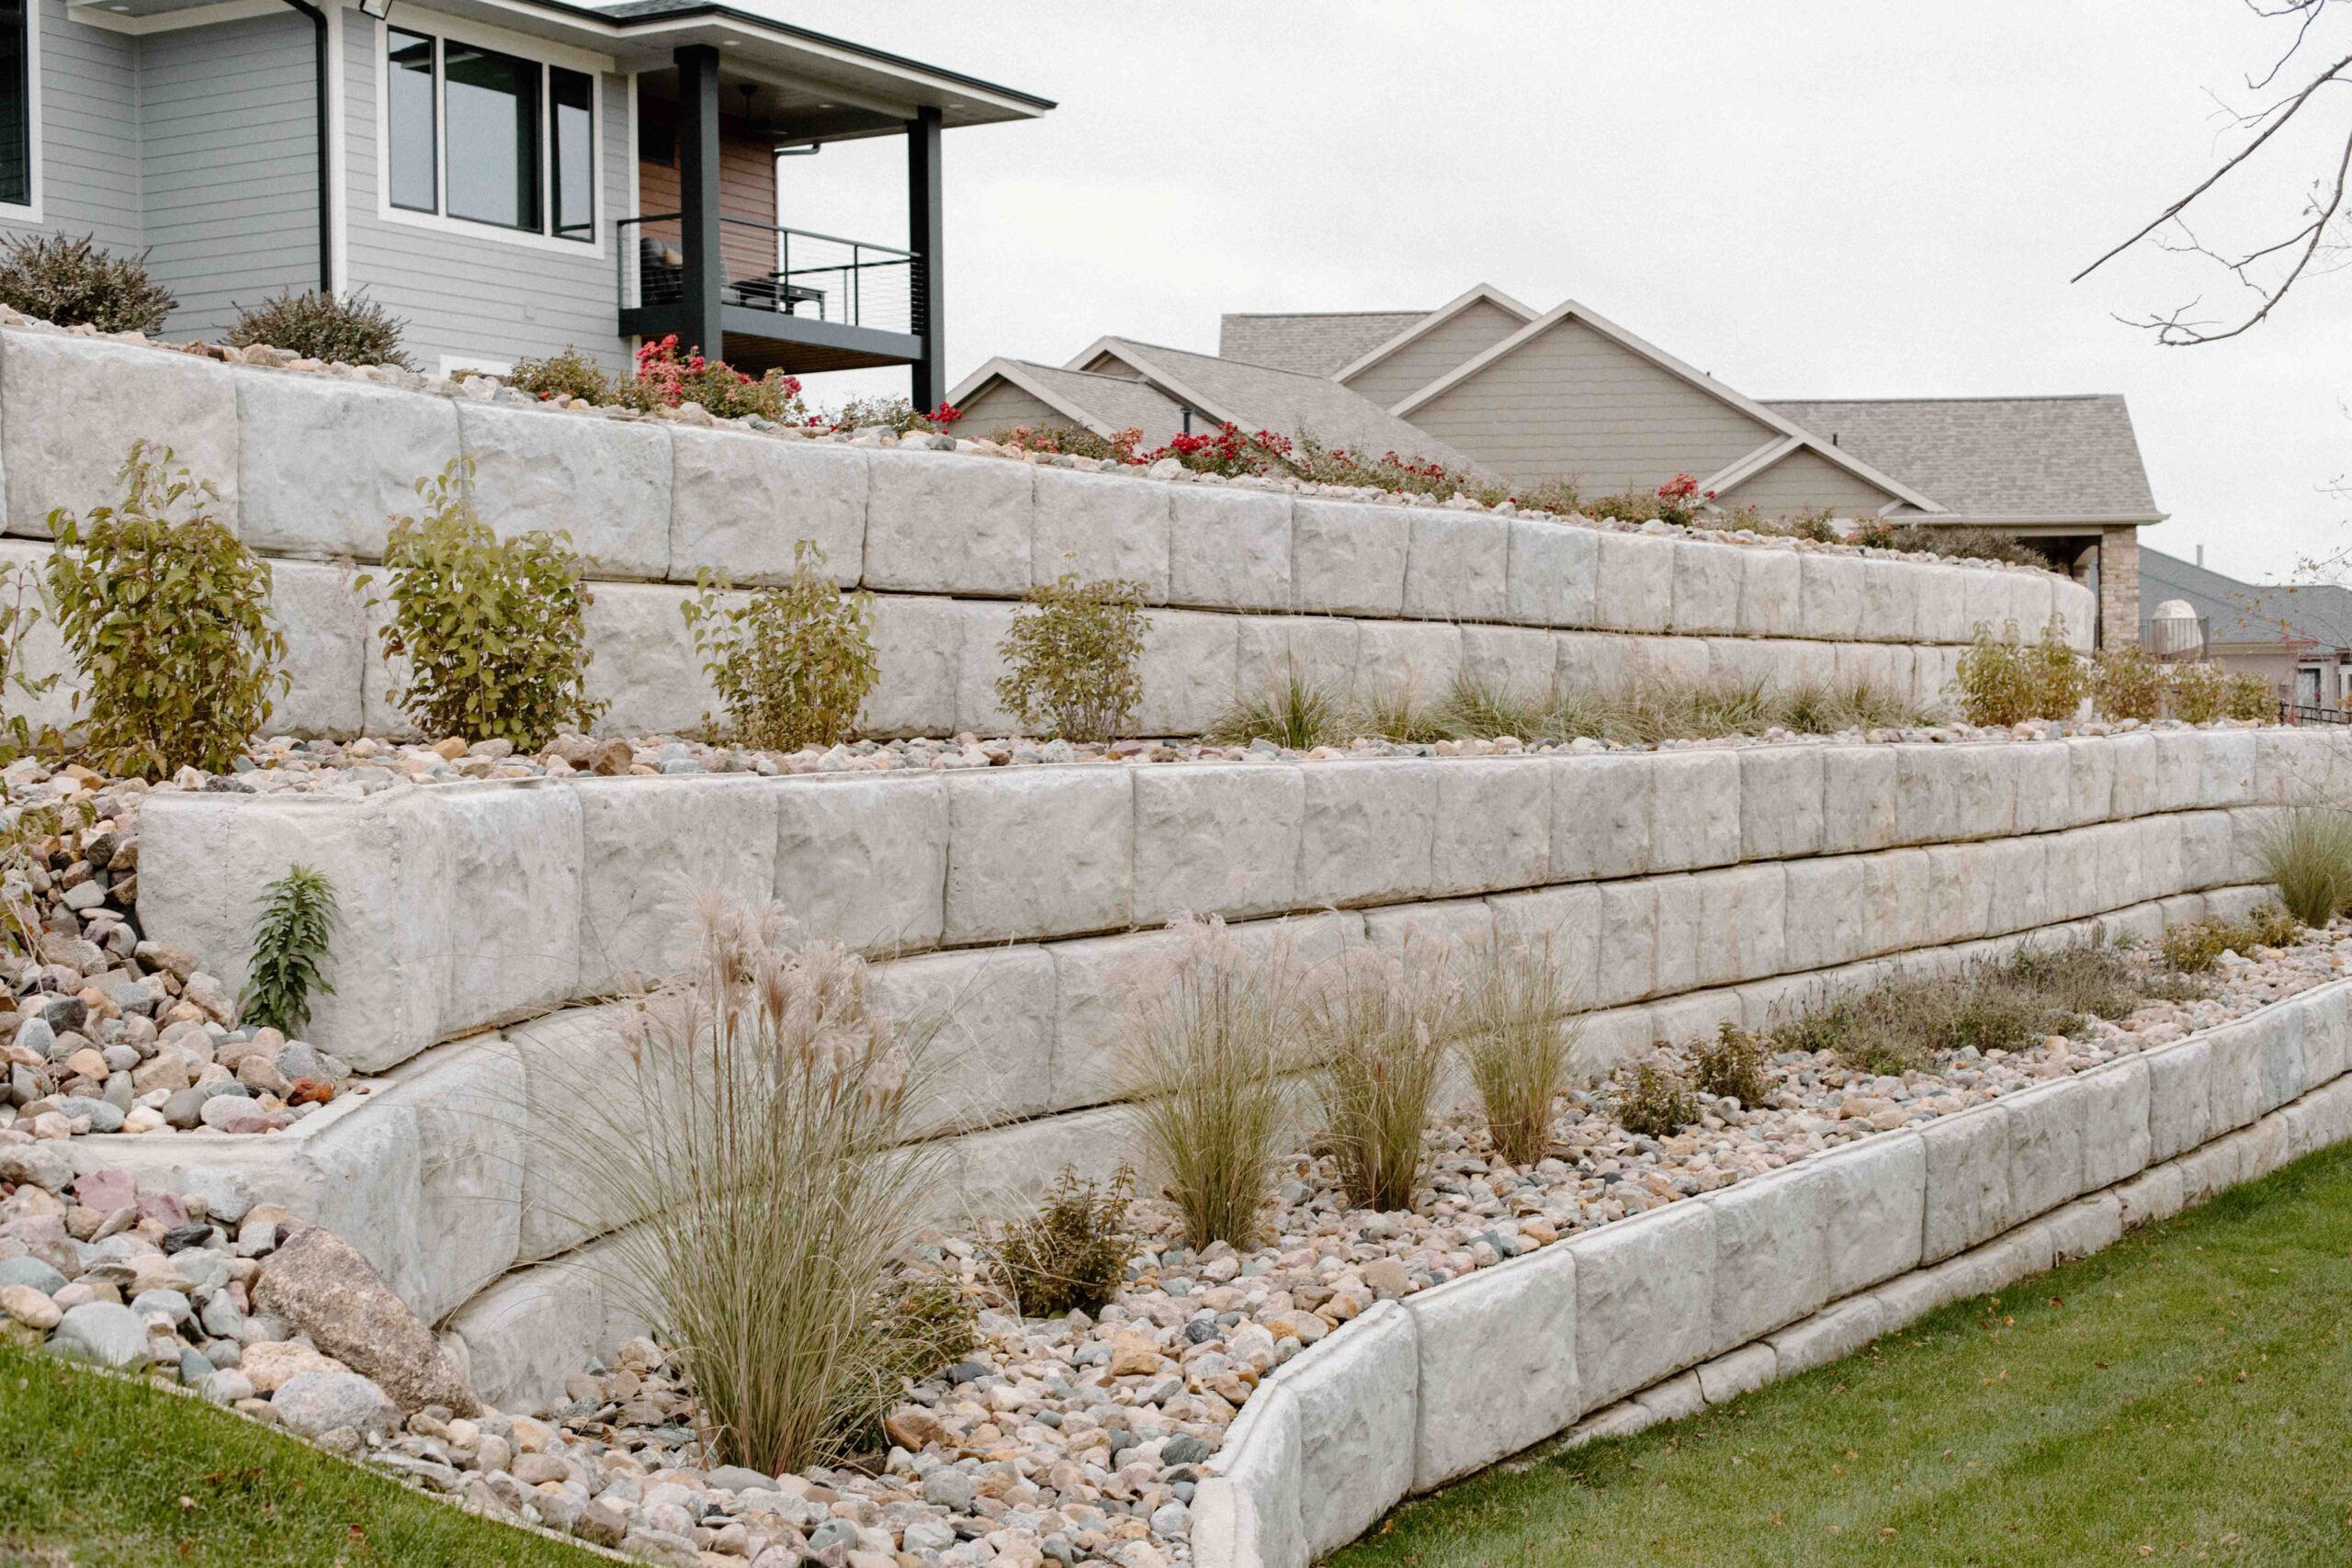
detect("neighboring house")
(0, 0), (1050, 400)
(2140, 546), (2352, 711)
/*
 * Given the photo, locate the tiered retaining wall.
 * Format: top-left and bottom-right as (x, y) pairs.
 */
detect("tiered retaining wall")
(0, 328), (2091, 739)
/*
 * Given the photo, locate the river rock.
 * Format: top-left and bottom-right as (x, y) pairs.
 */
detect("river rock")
(254, 1224), (478, 1416)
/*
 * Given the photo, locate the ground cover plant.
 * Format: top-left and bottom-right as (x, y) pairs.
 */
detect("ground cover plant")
(1768, 944), (2151, 1076)
(1330, 1139), (2352, 1568)
(227, 288), (413, 368)
(2158, 906), (2302, 974)
(1848, 517), (2047, 567)
(0, 231), (174, 333)
(682, 544), (877, 750)
(995, 574), (1147, 741)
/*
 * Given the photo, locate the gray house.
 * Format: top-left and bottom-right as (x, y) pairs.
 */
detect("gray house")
(0, 0), (1050, 400)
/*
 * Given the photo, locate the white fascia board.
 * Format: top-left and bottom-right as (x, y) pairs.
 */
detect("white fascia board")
(949, 359), (1121, 440)
(1063, 338), (1241, 431)
(1330, 282), (1539, 386)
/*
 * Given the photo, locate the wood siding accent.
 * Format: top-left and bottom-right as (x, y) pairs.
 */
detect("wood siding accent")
(1341, 298), (1524, 410)
(1713, 445), (1901, 518)
(1405, 316), (1779, 490)
(635, 95), (778, 292)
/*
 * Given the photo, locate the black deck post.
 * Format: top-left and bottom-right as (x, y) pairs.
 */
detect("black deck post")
(907, 104), (944, 412)
(674, 44), (727, 362)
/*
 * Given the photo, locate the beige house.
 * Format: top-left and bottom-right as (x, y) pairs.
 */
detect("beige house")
(2141, 547), (2352, 714)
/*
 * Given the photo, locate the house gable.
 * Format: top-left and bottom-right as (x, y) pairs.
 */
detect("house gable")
(1712, 443), (1903, 516)
(1341, 295), (1532, 409)
(955, 375), (1074, 434)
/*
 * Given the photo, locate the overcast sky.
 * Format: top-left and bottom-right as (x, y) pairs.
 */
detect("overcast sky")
(763, 0), (2352, 585)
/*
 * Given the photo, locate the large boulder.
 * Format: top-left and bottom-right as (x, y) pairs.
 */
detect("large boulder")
(254, 1225), (478, 1416)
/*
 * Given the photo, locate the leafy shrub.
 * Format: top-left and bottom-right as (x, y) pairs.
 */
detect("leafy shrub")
(1848, 520), (2044, 567)
(1953, 617), (2086, 726)
(2224, 670), (2275, 721)
(1117, 918), (1295, 1250)
(995, 574), (1147, 741)
(241, 864), (337, 1036)
(987, 1166), (1134, 1317)
(2259, 807), (2352, 928)
(1459, 931), (1582, 1167)
(47, 443), (287, 777)
(683, 545), (876, 751)
(2166, 660), (2224, 725)
(227, 289), (413, 368)
(1692, 1022), (1774, 1105)
(876, 1273), (977, 1391)
(1306, 942), (1456, 1211)
(1209, 667), (1345, 750)
(988, 423), (1145, 464)
(2159, 908), (2298, 974)
(814, 395), (959, 436)
(0, 233), (175, 333)
(620, 334), (804, 422)
(506, 346), (614, 403)
(1612, 1064), (1698, 1138)
(366, 459), (604, 750)
(2091, 642), (2165, 721)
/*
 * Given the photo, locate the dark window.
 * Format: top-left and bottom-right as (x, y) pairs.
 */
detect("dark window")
(444, 41), (539, 231)
(386, 28), (436, 213)
(550, 67), (593, 241)
(0, 0), (24, 208)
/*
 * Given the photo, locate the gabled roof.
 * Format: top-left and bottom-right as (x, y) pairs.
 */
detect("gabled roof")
(1766, 396), (2164, 524)
(1064, 336), (1486, 472)
(2138, 547), (2352, 648)
(1216, 310), (1433, 378)
(948, 358), (1194, 446)
(1329, 283), (1537, 385)
(1391, 299), (1942, 513)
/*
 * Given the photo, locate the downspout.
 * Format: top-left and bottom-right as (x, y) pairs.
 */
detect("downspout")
(279, 0), (334, 294)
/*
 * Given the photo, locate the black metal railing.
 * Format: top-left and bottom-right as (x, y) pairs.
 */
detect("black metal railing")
(2281, 701), (2352, 726)
(617, 215), (915, 336)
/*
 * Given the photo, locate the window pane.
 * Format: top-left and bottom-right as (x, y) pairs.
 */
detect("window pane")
(386, 29), (436, 214)
(0, 0), (24, 208)
(550, 67), (593, 241)
(444, 42), (538, 230)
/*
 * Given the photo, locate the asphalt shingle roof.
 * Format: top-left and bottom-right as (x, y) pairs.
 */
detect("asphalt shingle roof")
(1763, 395), (2161, 522)
(1216, 311), (1430, 378)
(2139, 547), (2352, 649)
(980, 363), (1197, 447)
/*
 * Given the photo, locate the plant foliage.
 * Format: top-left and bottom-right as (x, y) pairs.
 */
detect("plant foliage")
(227, 289), (413, 368)
(1692, 1021), (1774, 1106)
(995, 574), (1147, 741)
(682, 545), (876, 751)
(2259, 807), (2352, 928)
(987, 1165), (1134, 1318)
(241, 863), (338, 1037)
(1459, 931), (1582, 1167)
(0, 232), (175, 333)
(1953, 617), (2087, 726)
(1306, 942), (1456, 1212)
(1612, 1064), (1698, 1138)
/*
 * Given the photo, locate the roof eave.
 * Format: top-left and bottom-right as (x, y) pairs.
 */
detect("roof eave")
(1329, 282), (1539, 386)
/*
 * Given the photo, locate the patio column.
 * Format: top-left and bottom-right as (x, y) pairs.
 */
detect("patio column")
(907, 104), (944, 412)
(674, 44), (727, 362)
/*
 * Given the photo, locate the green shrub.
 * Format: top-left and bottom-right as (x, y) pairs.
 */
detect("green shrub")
(876, 1273), (977, 1392)
(506, 347), (615, 403)
(987, 1166), (1133, 1317)
(241, 864), (337, 1037)
(1209, 667), (1345, 750)
(1954, 617), (2086, 726)
(1459, 931), (1582, 1167)
(46, 443), (287, 777)
(366, 460), (604, 750)
(1612, 1064), (1698, 1138)
(0, 557), (60, 761)
(2091, 642), (2165, 721)
(995, 574), (1146, 741)
(2259, 807), (2352, 928)
(0, 233), (174, 333)
(2166, 660), (2225, 724)
(683, 546), (876, 751)
(226, 289), (413, 368)
(1692, 1022), (1774, 1105)
(1306, 942), (1456, 1211)
(2223, 670), (2276, 721)
(2157, 908), (2297, 975)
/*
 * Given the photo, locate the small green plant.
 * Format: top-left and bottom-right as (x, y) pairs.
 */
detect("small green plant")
(1306, 942), (1456, 1212)
(2091, 642), (2166, 721)
(1954, 617), (2086, 726)
(227, 289), (413, 367)
(1612, 1064), (1698, 1138)
(0, 232), (175, 333)
(241, 864), (338, 1037)
(995, 574), (1147, 741)
(2259, 807), (2352, 928)
(0, 794), (92, 960)
(365, 460), (605, 750)
(1358, 680), (1449, 744)
(1459, 931), (1582, 1167)
(1771, 944), (2152, 1076)
(1209, 667), (1345, 750)
(989, 423), (1145, 465)
(2154, 909), (2297, 975)
(682, 545), (876, 751)
(1439, 675), (1557, 745)
(987, 1166), (1134, 1318)
(2223, 670), (2276, 721)
(506, 346), (615, 403)
(47, 443), (288, 777)
(1692, 1022), (1774, 1105)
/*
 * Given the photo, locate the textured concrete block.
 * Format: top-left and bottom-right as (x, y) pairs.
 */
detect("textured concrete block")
(1278, 1301), (1418, 1561)
(1461, 625), (1559, 708)
(1702, 636), (1777, 694)
(2009, 741), (2076, 835)
(1961, 563), (2014, 640)
(1783, 857), (1865, 972)
(1170, 485), (1290, 611)
(938, 1104), (1132, 1224)
(1135, 609), (1239, 737)
(2045, 1193), (2124, 1264)
(1893, 747), (1961, 846)
(1572, 1199), (1715, 1408)
(863, 594), (963, 737)
(2205, 1018), (2270, 1134)
(2300, 985), (2352, 1089)
(1952, 746), (2020, 840)
(1712, 863), (1788, 987)
(1292, 499), (1408, 615)
(2078, 1056), (2153, 1190)
(1205, 1383), (1303, 1568)
(239, 370), (460, 558)
(1919, 1103), (2012, 1263)
(873, 944), (1057, 1125)
(2105, 732), (2160, 820)
(1593, 881), (1657, 1009)
(1909, 562), (1974, 645)
(1430, 759), (1551, 896)
(4, 332), (240, 537)
(1486, 885), (1602, 1008)
(2113, 1164), (2186, 1230)
(1633, 1370), (1706, 1421)
(1857, 558), (1918, 642)
(1765, 1295), (1883, 1377)
(1353, 620), (1463, 710)
(951, 600), (1022, 735)
(1798, 553), (1866, 640)
(1823, 1131), (1927, 1294)
(503, 1004), (642, 1262)
(575, 776), (781, 994)
(1669, 539), (1744, 635)
(944, 769), (1133, 943)
(773, 774), (948, 956)
(2254, 1009), (2308, 1114)
(1739, 745), (1824, 861)
(1648, 874), (1703, 998)
(1407, 1244), (1577, 1489)
(1046, 926), (1184, 1111)
(864, 448), (1031, 595)
(1983, 835), (2049, 935)
(1708, 1165), (1833, 1350)
(436, 784), (585, 1033)
(1592, 530), (1674, 633)
(1234, 615), (1360, 702)
(1645, 750), (1741, 872)
(1735, 547), (1802, 638)
(2006, 1078), (2090, 1219)
(1362, 897), (1496, 963)
(1818, 745), (1899, 855)
(1695, 1342), (1778, 1405)
(1135, 764), (1305, 923)
(442, 1251), (611, 1416)
(1505, 517), (1599, 628)
(457, 402), (670, 578)
(579, 581), (716, 737)
(1403, 508), (1509, 621)
(1032, 465), (1171, 601)
(269, 559), (368, 738)
(667, 427), (865, 586)
(1298, 761), (1437, 906)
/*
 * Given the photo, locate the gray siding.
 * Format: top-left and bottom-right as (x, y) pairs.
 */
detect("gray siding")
(1713, 446), (1899, 518)
(141, 12), (317, 340)
(342, 15), (633, 372)
(958, 379), (1071, 434)
(1340, 298), (1523, 410)
(0, 0), (141, 250)
(1403, 315), (1780, 491)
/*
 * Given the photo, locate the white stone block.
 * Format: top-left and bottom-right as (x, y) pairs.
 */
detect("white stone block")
(1046, 926), (1184, 1111)
(1712, 863), (1788, 987)
(1031, 465), (1171, 601)
(1739, 745), (1824, 861)
(1695, 1342), (1777, 1404)
(269, 559), (368, 738)
(1430, 759), (1551, 896)
(1460, 624), (1558, 708)
(2255, 1009), (2308, 1114)
(1632, 1370), (1705, 1421)
(1209, 1382), (1303, 1568)
(4, 331), (239, 537)
(1649, 873), (1703, 998)
(442, 1251), (611, 1416)
(1953, 745), (2020, 840)
(1362, 898), (1496, 963)
(1591, 530), (1674, 633)
(1909, 561), (1973, 645)
(952, 600), (1022, 735)
(1275, 1301), (1418, 1561)
(1983, 835), (2049, 935)
(1403, 508), (1508, 622)
(1592, 882), (1657, 1009)
(2077, 1056), (2153, 1190)
(1135, 609), (1239, 737)
(1549, 753), (1652, 883)
(1919, 1103), (2012, 1263)
(873, 944), (1058, 1126)
(667, 427), (865, 586)
(938, 1104), (1132, 1225)
(575, 776), (781, 995)
(1736, 548), (1802, 638)
(1857, 558), (1918, 642)
(1505, 517), (1598, 628)
(772, 775), (949, 957)
(863, 448), (1032, 595)
(1764, 1295), (1883, 1377)
(1298, 761), (1437, 907)
(1486, 885), (1602, 1009)
(1645, 750), (1741, 873)
(436, 784), (586, 1033)
(1291, 500), (1408, 616)
(2113, 1164), (2186, 1230)
(2145, 1036), (2215, 1162)
(1819, 745), (1899, 854)
(1702, 637), (1778, 694)
(502, 1004), (642, 1262)
(1961, 563), (2014, 640)
(2006, 1078), (2089, 1219)
(1571, 1199), (1715, 1409)
(864, 594), (963, 737)
(238, 370), (461, 559)
(1578, 1003), (1657, 1073)
(1234, 615), (1359, 703)
(1407, 1244), (1577, 1489)
(1135, 764), (1305, 923)
(2044, 1193), (2123, 1264)
(2300, 984), (2351, 1089)
(1893, 746), (1961, 846)
(456, 401), (670, 579)
(1645, 986), (1745, 1048)
(1707, 1164), (1834, 1350)
(1668, 539), (1744, 635)
(1822, 1130), (1927, 1295)
(944, 769), (1133, 943)
(1170, 486), (1291, 612)
(2173, 1128), (2251, 1205)
(1186, 1479), (1261, 1568)
(2009, 741), (2076, 835)
(1797, 554), (1866, 640)
(1831, 639), (1900, 695)
(2104, 732), (2160, 820)
(579, 580), (715, 737)
(1353, 620), (1463, 711)
(1782, 857), (1864, 973)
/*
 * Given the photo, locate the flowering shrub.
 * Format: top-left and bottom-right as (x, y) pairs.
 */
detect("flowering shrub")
(989, 423), (1147, 465)
(621, 335), (805, 422)
(808, 397), (960, 436)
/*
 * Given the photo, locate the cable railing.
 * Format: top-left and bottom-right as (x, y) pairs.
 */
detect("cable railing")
(617, 215), (918, 336)
(2280, 701), (2352, 726)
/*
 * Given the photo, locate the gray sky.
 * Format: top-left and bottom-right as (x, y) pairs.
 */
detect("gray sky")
(763, 0), (2352, 584)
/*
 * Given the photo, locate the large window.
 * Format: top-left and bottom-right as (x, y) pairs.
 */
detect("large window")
(385, 27), (594, 243)
(0, 0), (28, 209)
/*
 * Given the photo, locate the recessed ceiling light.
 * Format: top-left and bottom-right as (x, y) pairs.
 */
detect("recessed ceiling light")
(816, 101), (834, 108)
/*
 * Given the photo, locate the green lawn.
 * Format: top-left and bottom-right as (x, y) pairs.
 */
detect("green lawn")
(0, 1344), (601, 1568)
(1335, 1142), (2352, 1568)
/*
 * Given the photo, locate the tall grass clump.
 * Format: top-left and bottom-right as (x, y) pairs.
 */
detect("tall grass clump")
(553, 896), (944, 1474)
(1306, 942), (1456, 1211)
(1209, 666), (1345, 750)
(1117, 919), (1296, 1249)
(2259, 807), (2352, 928)
(1458, 931), (1582, 1166)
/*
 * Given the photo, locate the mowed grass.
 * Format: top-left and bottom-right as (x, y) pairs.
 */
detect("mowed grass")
(1335, 1141), (2352, 1567)
(0, 1343), (600, 1568)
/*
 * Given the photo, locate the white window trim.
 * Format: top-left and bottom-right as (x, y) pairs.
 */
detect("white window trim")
(371, 14), (605, 259)
(0, 0), (42, 226)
